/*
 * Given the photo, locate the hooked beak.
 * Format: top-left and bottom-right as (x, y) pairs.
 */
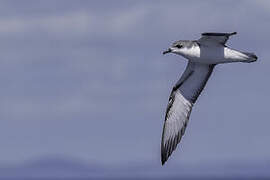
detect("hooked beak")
(163, 48), (171, 55)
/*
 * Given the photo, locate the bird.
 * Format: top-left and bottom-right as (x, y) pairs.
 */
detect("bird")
(161, 32), (257, 165)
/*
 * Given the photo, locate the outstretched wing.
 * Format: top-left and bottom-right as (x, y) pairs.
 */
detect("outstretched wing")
(161, 62), (215, 165)
(198, 32), (237, 46)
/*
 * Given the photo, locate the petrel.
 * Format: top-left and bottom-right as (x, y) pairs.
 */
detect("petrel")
(161, 32), (257, 165)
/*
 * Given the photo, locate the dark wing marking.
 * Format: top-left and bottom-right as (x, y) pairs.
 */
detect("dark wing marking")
(161, 62), (215, 165)
(198, 32), (237, 46)
(201, 32), (237, 36)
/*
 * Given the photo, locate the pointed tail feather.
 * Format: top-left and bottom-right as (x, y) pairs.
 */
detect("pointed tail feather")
(242, 52), (258, 62)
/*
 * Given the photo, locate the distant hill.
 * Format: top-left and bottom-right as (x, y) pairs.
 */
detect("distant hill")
(0, 156), (105, 178)
(0, 156), (270, 179)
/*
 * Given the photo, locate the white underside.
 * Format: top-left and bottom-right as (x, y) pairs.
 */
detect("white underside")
(179, 46), (253, 64)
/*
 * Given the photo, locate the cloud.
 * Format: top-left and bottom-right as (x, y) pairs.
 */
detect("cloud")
(0, 12), (90, 35)
(0, 5), (148, 39)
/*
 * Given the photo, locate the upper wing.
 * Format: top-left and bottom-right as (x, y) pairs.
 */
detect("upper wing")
(161, 62), (215, 165)
(198, 32), (237, 46)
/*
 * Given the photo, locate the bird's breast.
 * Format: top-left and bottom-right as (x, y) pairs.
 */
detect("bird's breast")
(187, 46), (231, 64)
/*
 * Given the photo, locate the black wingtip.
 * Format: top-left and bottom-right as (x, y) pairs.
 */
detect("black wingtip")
(230, 32), (237, 35)
(161, 155), (167, 165)
(161, 145), (168, 166)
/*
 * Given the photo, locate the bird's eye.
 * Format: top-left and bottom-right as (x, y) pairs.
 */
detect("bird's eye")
(175, 44), (182, 48)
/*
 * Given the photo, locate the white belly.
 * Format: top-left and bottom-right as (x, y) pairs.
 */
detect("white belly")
(184, 46), (250, 64)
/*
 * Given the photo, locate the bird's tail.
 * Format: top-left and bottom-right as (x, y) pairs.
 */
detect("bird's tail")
(242, 52), (258, 63)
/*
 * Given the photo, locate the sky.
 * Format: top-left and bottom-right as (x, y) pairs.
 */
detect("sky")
(0, 0), (269, 167)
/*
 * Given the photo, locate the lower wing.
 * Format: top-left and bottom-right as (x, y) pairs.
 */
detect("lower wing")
(161, 62), (215, 165)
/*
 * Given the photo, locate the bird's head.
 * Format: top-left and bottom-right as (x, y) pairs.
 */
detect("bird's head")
(163, 40), (197, 58)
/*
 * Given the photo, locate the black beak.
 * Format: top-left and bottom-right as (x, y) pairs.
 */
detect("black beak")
(163, 48), (171, 55)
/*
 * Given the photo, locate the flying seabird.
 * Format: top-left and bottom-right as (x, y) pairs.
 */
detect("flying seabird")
(161, 32), (257, 165)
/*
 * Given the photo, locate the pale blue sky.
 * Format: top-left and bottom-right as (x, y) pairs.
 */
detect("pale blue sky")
(0, 0), (269, 166)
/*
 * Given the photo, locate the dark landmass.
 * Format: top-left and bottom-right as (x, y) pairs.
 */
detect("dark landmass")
(0, 156), (269, 179)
